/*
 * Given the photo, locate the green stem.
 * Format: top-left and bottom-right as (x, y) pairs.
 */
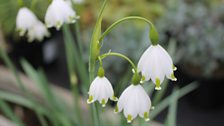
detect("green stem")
(74, 22), (84, 55)
(70, 73), (84, 126)
(63, 26), (83, 125)
(98, 56), (103, 67)
(63, 25), (89, 94)
(99, 52), (137, 73)
(99, 16), (159, 45)
(89, 0), (108, 81)
(89, 0), (108, 126)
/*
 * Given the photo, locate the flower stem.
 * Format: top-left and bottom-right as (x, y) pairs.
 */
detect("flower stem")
(74, 22), (84, 55)
(99, 52), (138, 73)
(63, 26), (84, 126)
(99, 16), (159, 45)
(89, 0), (108, 126)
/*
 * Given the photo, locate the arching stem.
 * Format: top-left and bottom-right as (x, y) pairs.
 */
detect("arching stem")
(99, 52), (138, 73)
(99, 16), (159, 45)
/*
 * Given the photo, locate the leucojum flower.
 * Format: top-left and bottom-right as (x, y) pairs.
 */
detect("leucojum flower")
(138, 44), (177, 90)
(16, 7), (38, 36)
(87, 67), (117, 107)
(27, 21), (50, 42)
(115, 84), (151, 123)
(16, 7), (50, 42)
(45, 0), (79, 30)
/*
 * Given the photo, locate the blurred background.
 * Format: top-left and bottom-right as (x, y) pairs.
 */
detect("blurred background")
(0, 0), (224, 126)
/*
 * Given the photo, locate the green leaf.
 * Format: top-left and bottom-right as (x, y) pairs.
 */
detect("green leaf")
(0, 48), (26, 91)
(0, 91), (46, 113)
(0, 99), (26, 126)
(152, 79), (169, 105)
(150, 82), (198, 119)
(20, 59), (52, 104)
(165, 88), (179, 126)
(63, 24), (85, 126)
(88, 1), (108, 126)
(62, 25), (89, 94)
(20, 59), (73, 126)
(0, 49), (59, 126)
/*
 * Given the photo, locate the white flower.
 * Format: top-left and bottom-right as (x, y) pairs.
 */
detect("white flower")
(16, 7), (38, 36)
(115, 84), (151, 123)
(87, 76), (117, 107)
(45, 0), (79, 30)
(27, 21), (50, 42)
(138, 44), (177, 90)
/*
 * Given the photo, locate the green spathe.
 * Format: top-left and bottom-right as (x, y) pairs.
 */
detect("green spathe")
(97, 67), (105, 77)
(131, 73), (141, 85)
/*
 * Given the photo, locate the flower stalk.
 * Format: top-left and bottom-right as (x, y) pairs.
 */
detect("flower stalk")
(89, 0), (108, 126)
(99, 52), (138, 73)
(99, 16), (159, 45)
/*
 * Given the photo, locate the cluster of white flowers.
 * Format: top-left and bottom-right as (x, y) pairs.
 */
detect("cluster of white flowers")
(45, 0), (79, 30)
(16, 0), (79, 42)
(16, 7), (49, 42)
(87, 44), (177, 123)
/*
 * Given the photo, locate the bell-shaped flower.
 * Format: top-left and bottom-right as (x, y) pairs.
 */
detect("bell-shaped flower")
(45, 0), (79, 30)
(87, 76), (117, 107)
(16, 7), (38, 36)
(27, 21), (50, 42)
(138, 44), (177, 90)
(115, 84), (151, 123)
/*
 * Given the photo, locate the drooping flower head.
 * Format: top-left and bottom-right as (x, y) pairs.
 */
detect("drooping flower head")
(138, 44), (177, 90)
(16, 7), (38, 36)
(115, 84), (151, 123)
(87, 67), (117, 107)
(27, 21), (50, 42)
(45, 0), (79, 30)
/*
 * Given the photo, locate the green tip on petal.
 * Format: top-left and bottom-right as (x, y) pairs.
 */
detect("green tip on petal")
(101, 99), (106, 107)
(111, 96), (118, 101)
(114, 105), (119, 113)
(171, 73), (177, 81)
(87, 95), (93, 104)
(155, 78), (161, 90)
(141, 76), (145, 81)
(56, 21), (62, 30)
(144, 112), (150, 122)
(173, 65), (177, 71)
(18, 29), (25, 36)
(68, 16), (76, 23)
(127, 115), (132, 123)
